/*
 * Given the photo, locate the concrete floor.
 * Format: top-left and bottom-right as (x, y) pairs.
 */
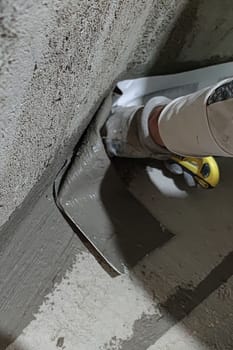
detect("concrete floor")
(3, 157), (233, 350)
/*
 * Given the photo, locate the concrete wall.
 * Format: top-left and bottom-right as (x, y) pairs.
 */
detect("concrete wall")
(0, 0), (189, 228)
(1, 0), (233, 228)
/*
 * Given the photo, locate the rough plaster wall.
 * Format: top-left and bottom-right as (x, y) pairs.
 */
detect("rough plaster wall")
(1, 0), (233, 228)
(0, 0), (188, 227)
(148, 0), (233, 74)
(178, 0), (233, 64)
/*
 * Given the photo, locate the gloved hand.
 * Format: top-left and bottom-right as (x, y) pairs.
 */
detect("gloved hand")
(164, 159), (197, 187)
(102, 97), (171, 160)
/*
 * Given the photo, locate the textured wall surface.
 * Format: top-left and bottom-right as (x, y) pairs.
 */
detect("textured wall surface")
(1, 0), (233, 227)
(0, 0), (188, 227)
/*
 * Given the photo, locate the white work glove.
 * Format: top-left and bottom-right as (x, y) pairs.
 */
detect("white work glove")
(102, 97), (171, 160)
(164, 159), (196, 187)
(102, 95), (196, 187)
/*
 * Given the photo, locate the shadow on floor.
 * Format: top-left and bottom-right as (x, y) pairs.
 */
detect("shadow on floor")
(0, 332), (25, 350)
(104, 157), (233, 350)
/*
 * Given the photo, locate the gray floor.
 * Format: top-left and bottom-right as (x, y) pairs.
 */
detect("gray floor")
(2, 157), (233, 350)
(0, 184), (82, 349)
